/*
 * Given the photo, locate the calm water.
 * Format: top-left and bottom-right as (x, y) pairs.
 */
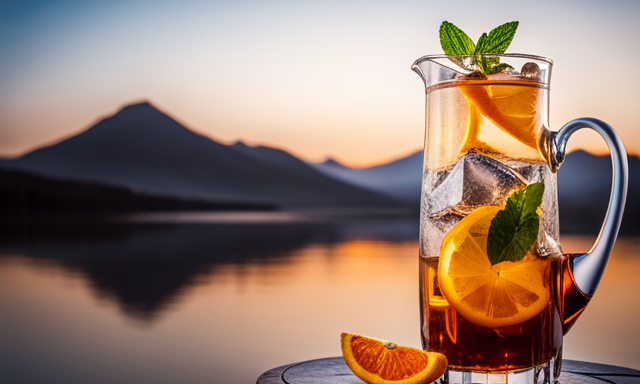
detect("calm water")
(0, 215), (639, 384)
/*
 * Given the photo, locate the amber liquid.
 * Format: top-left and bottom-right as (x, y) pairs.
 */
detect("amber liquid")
(420, 76), (594, 373)
(420, 255), (569, 372)
(561, 254), (592, 334)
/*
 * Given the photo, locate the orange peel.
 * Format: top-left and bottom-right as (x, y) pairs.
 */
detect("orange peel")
(341, 332), (447, 384)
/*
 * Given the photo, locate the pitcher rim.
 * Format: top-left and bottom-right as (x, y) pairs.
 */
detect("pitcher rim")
(412, 53), (553, 67)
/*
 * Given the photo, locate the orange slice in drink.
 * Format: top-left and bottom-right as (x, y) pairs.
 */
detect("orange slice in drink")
(459, 81), (541, 151)
(438, 206), (550, 329)
(458, 103), (501, 155)
(341, 333), (447, 384)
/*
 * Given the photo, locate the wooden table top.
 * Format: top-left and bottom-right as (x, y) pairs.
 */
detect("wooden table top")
(257, 357), (640, 384)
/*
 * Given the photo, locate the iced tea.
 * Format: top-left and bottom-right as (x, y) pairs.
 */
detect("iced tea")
(419, 76), (565, 373)
(414, 51), (625, 384)
(420, 255), (564, 371)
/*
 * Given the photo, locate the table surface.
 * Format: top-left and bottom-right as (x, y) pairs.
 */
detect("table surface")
(257, 357), (640, 384)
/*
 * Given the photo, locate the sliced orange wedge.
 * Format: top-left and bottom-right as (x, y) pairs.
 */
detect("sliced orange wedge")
(438, 206), (550, 329)
(341, 333), (447, 384)
(459, 81), (542, 151)
(458, 102), (499, 155)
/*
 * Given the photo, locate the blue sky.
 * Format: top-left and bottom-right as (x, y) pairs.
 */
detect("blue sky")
(1, 0), (638, 166)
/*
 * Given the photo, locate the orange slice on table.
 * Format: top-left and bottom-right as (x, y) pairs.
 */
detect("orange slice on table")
(459, 81), (541, 151)
(438, 206), (550, 329)
(341, 333), (447, 384)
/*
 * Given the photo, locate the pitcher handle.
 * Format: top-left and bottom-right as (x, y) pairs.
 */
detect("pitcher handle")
(550, 117), (628, 296)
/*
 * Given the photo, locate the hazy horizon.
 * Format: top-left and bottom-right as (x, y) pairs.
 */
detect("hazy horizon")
(0, 99), (627, 170)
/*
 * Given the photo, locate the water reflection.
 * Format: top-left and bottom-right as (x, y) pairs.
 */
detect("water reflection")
(0, 218), (638, 384)
(0, 217), (418, 323)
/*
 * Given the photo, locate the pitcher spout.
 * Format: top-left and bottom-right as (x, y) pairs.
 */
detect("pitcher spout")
(411, 55), (472, 89)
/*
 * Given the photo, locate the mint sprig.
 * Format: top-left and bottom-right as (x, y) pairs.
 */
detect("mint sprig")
(439, 21), (475, 63)
(486, 182), (544, 266)
(474, 21), (519, 56)
(439, 21), (519, 75)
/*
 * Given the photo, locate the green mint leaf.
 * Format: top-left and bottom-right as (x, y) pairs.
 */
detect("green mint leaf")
(473, 56), (510, 75)
(439, 21), (475, 56)
(474, 33), (489, 55)
(484, 62), (512, 75)
(475, 56), (498, 74)
(439, 20), (520, 75)
(486, 182), (544, 266)
(474, 21), (519, 55)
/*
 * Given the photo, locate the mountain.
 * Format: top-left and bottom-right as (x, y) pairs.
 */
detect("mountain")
(556, 150), (640, 233)
(0, 102), (401, 209)
(0, 167), (275, 219)
(310, 151), (423, 204)
(312, 149), (640, 234)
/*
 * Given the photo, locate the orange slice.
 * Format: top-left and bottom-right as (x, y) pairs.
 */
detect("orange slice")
(459, 81), (541, 150)
(341, 333), (447, 384)
(458, 102), (500, 155)
(438, 206), (550, 329)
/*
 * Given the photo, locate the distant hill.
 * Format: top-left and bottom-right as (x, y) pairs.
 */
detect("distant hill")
(556, 150), (640, 234)
(312, 150), (640, 234)
(0, 102), (401, 210)
(2, 100), (636, 232)
(0, 168), (275, 220)
(310, 151), (423, 204)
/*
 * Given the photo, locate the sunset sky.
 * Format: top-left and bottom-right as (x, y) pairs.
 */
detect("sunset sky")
(1, 0), (638, 167)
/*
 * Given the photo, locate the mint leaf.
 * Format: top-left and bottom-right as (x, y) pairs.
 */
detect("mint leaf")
(486, 182), (544, 266)
(477, 59), (511, 75)
(474, 32), (489, 55)
(475, 56), (498, 74)
(474, 21), (519, 55)
(439, 21), (475, 56)
(439, 20), (519, 75)
(485, 63), (511, 75)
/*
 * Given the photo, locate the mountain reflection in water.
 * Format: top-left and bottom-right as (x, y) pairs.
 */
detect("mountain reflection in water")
(0, 217), (418, 323)
(0, 216), (638, 384)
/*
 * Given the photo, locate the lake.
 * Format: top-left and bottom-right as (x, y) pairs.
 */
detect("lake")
(0, 214), (638, 384)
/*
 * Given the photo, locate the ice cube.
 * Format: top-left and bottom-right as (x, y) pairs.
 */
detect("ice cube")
(521, 62), (540, 79)
(464, 70), (487, 80)
(499, 65), (515, 75)
(427, 154), (528, 217)
(420, 212), (461, 257)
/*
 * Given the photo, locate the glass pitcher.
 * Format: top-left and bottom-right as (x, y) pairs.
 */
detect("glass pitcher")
(412, 54), (628, 384)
